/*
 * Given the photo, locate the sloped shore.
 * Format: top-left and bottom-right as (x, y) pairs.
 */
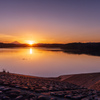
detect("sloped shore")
(59, 72), (100, 91)
(0, 72), (100, 100)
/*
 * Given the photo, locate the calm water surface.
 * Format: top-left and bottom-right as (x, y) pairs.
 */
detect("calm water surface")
(0, 47), (100, 77)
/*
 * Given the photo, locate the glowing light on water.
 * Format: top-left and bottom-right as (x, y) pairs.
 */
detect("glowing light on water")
(30, 48), (32, 54)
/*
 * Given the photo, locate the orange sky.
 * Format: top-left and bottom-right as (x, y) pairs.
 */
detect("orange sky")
(0, 0), (100, 44)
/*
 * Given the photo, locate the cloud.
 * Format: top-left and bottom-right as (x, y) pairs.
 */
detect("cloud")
(0, 34), (17, 43)
(0, 34), (15, 37)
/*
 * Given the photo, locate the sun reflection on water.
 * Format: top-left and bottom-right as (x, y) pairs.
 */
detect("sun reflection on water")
(29, 48), (33, 54)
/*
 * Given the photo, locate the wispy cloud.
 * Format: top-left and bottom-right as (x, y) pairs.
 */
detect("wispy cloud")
(0, 34), (17, 43)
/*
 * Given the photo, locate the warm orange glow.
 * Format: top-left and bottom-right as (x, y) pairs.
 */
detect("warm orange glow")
(27, 40), (36, 45)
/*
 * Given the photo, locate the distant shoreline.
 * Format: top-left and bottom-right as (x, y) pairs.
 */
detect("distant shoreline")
(0, 42), (100, 56)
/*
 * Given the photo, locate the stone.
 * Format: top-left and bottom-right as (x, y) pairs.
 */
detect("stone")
(15, 95), (23, 100)
(50, 98), (57, 100)
(50, 92), (55, 95)
(2, 96), (10, 100)
(0, 91), (2, 94)
(37, 95), (50, 100)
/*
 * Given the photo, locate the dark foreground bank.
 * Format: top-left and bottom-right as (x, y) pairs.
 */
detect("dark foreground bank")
(0, 72), (100, 100)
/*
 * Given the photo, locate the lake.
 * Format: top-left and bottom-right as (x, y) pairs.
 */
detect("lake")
(0, 47), (100, 77)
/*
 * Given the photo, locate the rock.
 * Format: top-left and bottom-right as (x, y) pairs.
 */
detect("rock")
(28, 93), (36, 98)
(15, 95), (23, 100)
(20, 92), (27, 96)
(50, 98), (57, 100)
(0, 91), (2, 94)
(30, 97), (37, 100)
(0, 80), (4, 85)
(2, 96), (10, 100)
(2, 88), (11, 92)
(8, 92), (18, 98)
(56, 93), (64, 97)
(50, 92), (55, 95)
(35, 89), (43, 93)
(6, 90), (21, 94)
(64, 95), (72, 98)
(37, 95), (50, 100)
(22, 86), (28, 90)
(0, 86), (5, 91)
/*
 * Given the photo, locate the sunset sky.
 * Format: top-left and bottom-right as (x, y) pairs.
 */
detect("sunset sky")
(0, 0), (100, 43)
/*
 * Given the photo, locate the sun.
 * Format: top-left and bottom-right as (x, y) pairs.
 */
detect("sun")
(28, 40), (35, 45)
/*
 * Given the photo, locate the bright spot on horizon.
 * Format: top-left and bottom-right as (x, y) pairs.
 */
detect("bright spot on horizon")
(27, 40), (35, 45)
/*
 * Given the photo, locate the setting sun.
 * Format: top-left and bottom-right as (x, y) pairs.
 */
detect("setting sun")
(27, 40), (35, 45)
